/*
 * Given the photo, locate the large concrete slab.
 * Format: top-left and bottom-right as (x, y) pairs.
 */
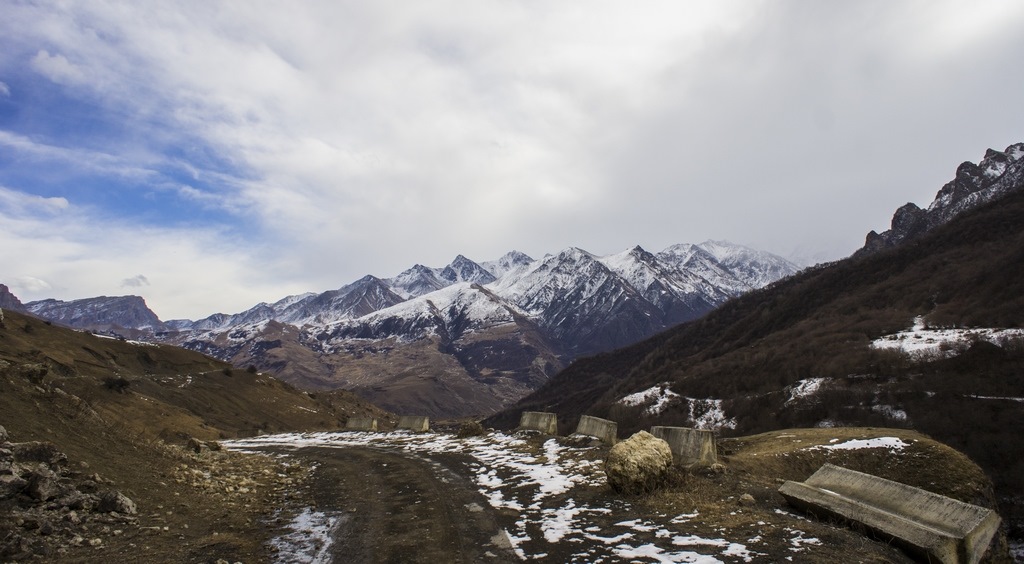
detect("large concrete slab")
(649, 426), (716, 466)
(518, 411), (558, 435)
(573, 415), (617, 444)
(779, 463), (1001, 564)
(344, 417), (378, 432)
(397, 416), (429, 432)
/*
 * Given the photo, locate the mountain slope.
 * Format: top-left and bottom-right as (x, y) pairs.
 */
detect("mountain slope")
(487, 182), (1024, 543)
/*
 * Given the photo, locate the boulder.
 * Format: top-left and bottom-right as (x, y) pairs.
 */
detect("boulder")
(0, 424), (9, 443)
(98, 490), (137, 514)
(604, 431), (674, 495)
(0, 472), (28, 499)
(27, 467), (61, 501)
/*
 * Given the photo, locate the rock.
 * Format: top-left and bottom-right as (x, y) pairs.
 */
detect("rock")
(11, 442), (68, 469)
(456, 420), (485, 438)
(187, 437), (209, 454)
(0, 425), (9, 443)
(98, 491), (137, 515)
(39, 520), (55, 535)
(60, 492), (99, 511)
(27, 467), (61, 501)
(738, 493), (755, 506)
(604, 431), (674, 495)
(0, 472), (29, 499)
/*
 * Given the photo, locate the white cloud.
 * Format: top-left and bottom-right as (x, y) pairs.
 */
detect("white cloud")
(0, 81), (9, 96)
(2, 1), (1024, 315)
(0, 185), (69, 214)
(30, 50), (88, 86)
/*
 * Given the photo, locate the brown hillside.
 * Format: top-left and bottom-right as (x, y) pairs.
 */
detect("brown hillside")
(0, 309), (393, 561)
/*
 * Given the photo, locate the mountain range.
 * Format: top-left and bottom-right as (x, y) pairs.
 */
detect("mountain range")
(3, 241), (798, 417)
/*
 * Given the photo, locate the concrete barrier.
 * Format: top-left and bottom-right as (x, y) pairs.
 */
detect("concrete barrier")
(779, 463), (1000, 564)
(344, 417), (378, 432)
(518, 411), (558, 435)
(650, 426), (716, 466)
(397, 416), (429, 432)
(573, 415), (618, 444)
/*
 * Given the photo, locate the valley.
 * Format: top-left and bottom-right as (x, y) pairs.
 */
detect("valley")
(2, 142), (1023, 562)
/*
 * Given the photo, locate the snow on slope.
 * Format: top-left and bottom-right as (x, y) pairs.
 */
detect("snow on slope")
(871, 316), (1024, 357)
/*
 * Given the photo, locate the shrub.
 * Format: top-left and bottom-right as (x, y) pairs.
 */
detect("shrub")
(103, 377), (131, 393)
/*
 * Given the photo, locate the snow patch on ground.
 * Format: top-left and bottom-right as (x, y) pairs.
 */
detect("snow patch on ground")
(811, 437), (910, 452)
(618, 384), (681, 415)
(687, 397), (737, 430)
(617, 388), (736, 429)
(226, 431), (759, 561)
(270, 507), (341, 564)
(786, 378), (826, 405)
(871, 316), (1024, 357)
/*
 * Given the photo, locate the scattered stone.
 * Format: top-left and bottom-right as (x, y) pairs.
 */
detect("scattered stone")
(187, 437), (209, 454)
(98, 491), (138, 515)
(738, 493), (755, 507)
(27, 467), (61, 501)
(39, 520), (55, 535)
(604, 431), (674, 495)
(0, 472), (29, 499)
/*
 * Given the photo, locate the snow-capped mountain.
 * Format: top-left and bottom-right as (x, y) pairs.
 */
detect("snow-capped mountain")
(860, 142), (1024, 254)
(11, 241), (798, 417)
(23, 295), (164, 331)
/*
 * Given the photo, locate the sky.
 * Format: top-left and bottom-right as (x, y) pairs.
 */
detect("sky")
(2, 1), (1023, 320)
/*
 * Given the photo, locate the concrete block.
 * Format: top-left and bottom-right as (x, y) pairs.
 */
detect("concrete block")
(344, 417), (378, 432)
(650, 426), (716, 466)
(779, 463), (1000, 564)
(397, 416), (429, 432)
(573, 415), (618, 444)
(518, 411), (558, 435)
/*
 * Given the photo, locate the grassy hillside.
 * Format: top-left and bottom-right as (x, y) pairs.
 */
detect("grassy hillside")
(0, 309), (394, 561)
(486, 188), (1024, 540)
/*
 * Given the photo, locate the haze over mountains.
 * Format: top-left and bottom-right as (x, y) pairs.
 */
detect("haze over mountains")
(4, 241), (798, 417)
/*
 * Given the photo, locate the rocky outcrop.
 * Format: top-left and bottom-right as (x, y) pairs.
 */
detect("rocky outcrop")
(604, 431), (674, 495)
(860, 143), (1024, 255)
(0, 430), (138, 561)
(0, 285), (25, 312)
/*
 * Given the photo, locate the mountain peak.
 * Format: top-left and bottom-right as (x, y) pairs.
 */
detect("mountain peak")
(860, 141), (1024, 255)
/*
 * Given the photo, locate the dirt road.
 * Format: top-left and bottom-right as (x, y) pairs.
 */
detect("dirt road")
(270, 446), (518, 563)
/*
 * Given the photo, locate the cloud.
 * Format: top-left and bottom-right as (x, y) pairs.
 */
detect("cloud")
(30, 50), (87, 86)
(0, 81), (9, 96)
(120, 274), (150, 288)
(0, 185), (69, 214)
(2, 1), (1024, 317)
